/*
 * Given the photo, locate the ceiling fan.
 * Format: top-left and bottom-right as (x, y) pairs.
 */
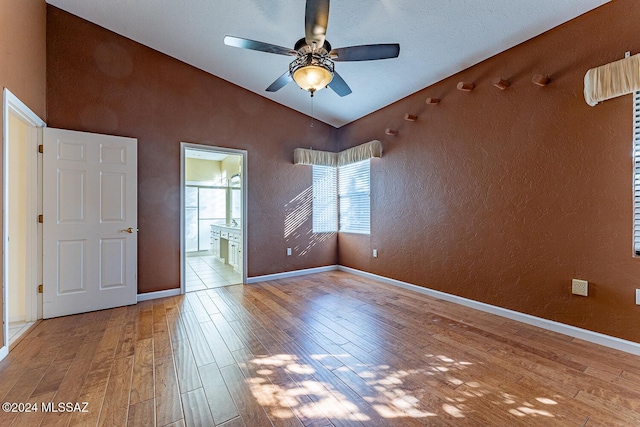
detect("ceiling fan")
(224, 0), (400, 97)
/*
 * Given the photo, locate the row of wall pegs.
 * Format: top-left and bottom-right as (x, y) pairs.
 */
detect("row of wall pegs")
(384, 73), (551, 137)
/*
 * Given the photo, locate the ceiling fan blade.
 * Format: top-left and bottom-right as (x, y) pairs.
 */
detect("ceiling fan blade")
(328, 71), (352, 97)
(330, 44), (400, 61)
(305, 0), (330, 47)
(266, 71), (293, 92)
(224, 35), (296, 56)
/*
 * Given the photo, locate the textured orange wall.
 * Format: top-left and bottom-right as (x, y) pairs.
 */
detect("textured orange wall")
(0, 0), (47, 346)
(336, 0), (640, 343)
(46, 6), (337, 294)
(0, 0), (47, 119)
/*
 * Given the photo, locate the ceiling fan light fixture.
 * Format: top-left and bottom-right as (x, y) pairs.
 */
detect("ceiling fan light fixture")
(225, 0), (399, 98)
(290, 53), (334, 95)
(293, 64), (333, 93)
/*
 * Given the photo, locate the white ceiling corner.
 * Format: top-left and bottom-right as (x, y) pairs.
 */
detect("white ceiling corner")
(45, 0), (609, 128)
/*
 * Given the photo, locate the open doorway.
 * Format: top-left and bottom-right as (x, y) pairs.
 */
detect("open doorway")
(2, 89), (45, 356)
(180, 143), (247, 293)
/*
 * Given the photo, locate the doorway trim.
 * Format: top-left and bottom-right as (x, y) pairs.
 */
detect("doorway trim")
(179, 142), (248, 294)
(2, 89), (46, 361)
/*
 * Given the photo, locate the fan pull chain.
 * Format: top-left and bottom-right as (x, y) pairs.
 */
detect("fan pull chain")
(310, 95), (314, 128)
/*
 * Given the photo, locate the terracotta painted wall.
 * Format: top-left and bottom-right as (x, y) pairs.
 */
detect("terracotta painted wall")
(336, 0), (640, 343)
(46, 6), (337, 294)
(0, 0), (47, 347)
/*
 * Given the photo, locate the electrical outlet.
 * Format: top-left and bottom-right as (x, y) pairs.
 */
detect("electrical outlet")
(373, 249), (378, 258)
(286, 248), (291, 256)
(572, 279), (588, 297)
(636, 289), (640, 305)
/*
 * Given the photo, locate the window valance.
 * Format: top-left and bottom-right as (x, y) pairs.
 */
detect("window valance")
(584, 53), (640, 106)
(294, 140), (382, 167)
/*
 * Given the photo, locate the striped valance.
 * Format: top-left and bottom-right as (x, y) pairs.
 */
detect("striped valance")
(294, 140), (382, 167)
(584, 53), (640, 106)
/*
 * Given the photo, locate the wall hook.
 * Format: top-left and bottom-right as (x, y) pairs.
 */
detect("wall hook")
(493, 78), (510, 90)
(457, 82), (475, 92)
(532, 74), (550, 87)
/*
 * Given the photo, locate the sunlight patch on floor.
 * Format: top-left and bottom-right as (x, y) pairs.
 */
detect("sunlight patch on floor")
(243, 344), (565, 422)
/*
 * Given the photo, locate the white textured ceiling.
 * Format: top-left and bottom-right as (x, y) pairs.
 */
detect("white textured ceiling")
(46, 0), (608, 127)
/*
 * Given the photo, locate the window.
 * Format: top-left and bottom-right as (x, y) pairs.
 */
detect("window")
(634, 91), (640, 255)
(312, 165), (337, 232)
(311, 160), (371, 234)
(339, 160), (370, 234)
(231, 188), (242, 221)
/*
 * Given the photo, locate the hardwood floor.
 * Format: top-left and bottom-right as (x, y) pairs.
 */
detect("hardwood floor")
(1, 270), (640, 426)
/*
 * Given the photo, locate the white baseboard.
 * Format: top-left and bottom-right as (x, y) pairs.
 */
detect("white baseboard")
(137, 288), (182, 302)
(0, 345), (7, 362)
(338, 266), (640, 356)
(247, 265), (339, 284)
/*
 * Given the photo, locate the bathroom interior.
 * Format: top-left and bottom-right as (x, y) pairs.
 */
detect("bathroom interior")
(184, 148), (243, 292)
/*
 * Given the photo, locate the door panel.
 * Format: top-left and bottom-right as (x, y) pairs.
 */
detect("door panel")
(101, 172), (126, 222)
(57, 240), (85, 293)
(58, 169), (85, 223)
(100, 238), (126, 288)
(43, 128), (137, 318)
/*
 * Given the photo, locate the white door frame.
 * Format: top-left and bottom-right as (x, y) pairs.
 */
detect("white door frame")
(2, 89), (46, 361)
(180, 142), (247, 294)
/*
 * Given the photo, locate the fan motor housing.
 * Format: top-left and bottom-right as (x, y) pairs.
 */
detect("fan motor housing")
(294, 37), (332, 56)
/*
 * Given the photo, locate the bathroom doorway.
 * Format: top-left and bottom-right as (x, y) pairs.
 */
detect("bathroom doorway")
(180, 143), (246, 292)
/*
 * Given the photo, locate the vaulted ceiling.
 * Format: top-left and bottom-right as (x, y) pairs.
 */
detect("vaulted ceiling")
(46, 0), (609, 127)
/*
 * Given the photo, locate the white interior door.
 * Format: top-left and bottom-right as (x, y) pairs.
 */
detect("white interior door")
(42, 128), (137, 318)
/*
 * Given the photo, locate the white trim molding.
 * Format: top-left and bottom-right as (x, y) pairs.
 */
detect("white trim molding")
(137, 288), (181, 302)
(2, 89), (46, 363)
(139, 265), (340, 300)
(338, 266), (640, 356)
(247, 265), (338, 284)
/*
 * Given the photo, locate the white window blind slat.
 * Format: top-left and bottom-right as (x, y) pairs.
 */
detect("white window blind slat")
(338, 160), (370, 234)
(312, 165), (337, 233)
(312, 160), (371, 235)
(634, 90), (640, 255)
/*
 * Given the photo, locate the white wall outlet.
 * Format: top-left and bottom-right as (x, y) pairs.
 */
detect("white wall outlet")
(572, 279), (588, 296)
(286, 248), (292, 256)
(636, 289), (640, 305)
(373, 249), (378, 258)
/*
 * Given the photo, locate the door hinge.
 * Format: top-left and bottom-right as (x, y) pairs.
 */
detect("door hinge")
(38, 214), (43, 223)
(38, 284), (43, 293)
(38, 145), (43, 154)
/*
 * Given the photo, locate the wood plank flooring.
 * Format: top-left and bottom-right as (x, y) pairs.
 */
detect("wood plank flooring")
(1, 270), (640, 426)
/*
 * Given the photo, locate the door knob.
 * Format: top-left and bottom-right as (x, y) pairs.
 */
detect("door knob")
(121, 227), (138, 234)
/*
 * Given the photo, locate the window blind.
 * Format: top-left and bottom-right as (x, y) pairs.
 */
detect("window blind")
(338, 160), (370, 234)
(634, 91), (640, 255)
(312, 165), (337, 232)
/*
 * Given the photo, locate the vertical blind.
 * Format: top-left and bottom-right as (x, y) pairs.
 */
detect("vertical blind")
(634, 91), (640, 255)
(312, 165), (337, 232)
(338, 160), (370, 234)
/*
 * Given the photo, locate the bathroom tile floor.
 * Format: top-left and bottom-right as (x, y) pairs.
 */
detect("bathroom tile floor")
(185, 252), (242, 292)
